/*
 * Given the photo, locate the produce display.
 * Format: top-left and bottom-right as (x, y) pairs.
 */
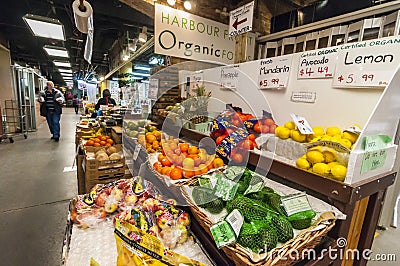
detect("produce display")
(82, 128), (114, 147)
(124, 120), (152, 139)
(137, 129), (164, 153)
(153, 138), (224, 180)
(86, 146), (123, 162)
(190, 168), (316, 254)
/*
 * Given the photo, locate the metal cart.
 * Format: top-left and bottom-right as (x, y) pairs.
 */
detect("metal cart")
(1, 100), (28, 143)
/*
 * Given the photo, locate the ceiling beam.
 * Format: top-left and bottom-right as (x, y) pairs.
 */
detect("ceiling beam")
(119, 0), (155, 19)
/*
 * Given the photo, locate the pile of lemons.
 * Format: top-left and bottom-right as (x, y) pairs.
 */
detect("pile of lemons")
(296, 146), (347, 181)
(275, 122), (359, 150)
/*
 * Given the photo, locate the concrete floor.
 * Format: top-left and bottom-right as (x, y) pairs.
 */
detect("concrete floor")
(0, 108), (399, 265)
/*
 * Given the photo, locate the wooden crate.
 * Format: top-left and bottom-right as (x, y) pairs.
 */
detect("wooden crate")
(84, 167), (127, 193)
(111, 126), (122, 144)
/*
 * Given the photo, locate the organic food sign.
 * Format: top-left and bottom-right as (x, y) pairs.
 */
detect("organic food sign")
(155, 4), (235, 64)
(333, 36), (400, 87)
(297, 47), (338, 79)
(258, 54), (293, 89)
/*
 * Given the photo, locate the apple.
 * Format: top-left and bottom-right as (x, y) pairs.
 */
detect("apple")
(95, 192), (108, 207)
(177, 212), (191, 227)
(104, 202), (118, 213)
(111, 188), (123, 201)
(124, 194), (138, 204)
(142, 198), (159, 211)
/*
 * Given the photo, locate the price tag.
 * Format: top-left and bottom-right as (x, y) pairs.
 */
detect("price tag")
(225, 209), (244, 237)
(258, 55), (293, 89)
(290, 113), (313, 134)
(190, 70), (204, 95)
(148, 79), (159, 100)
(298, 47), (338, 79)
(133, 145), (141, 160)
(333, 36), (400, 87)
(281, 193), (312, 216)
(361, 135), (391, 174)
(220, 65), (240, 90)
(210, 221), (236, 249)
(214, 175), (239, 201)
(291, 91), (317, 103)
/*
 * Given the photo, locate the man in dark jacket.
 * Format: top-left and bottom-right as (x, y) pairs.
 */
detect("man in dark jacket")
(38, 81), (65, 141)
(95, 89), (117, 110)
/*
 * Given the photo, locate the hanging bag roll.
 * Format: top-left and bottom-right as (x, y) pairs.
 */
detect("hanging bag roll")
(72, 0), (93, 34)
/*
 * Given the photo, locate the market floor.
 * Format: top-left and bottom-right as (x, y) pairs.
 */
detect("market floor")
(0, 108), (79, 266)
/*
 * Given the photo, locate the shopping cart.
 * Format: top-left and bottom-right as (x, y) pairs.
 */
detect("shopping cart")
(0, 100), (28, 143)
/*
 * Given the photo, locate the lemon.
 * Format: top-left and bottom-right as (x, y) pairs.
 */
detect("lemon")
(320, 135), (332, 141)
(309, 146), (323, 152)
(312, 163), (330, 177)
(313, 126), (325, 137)
(275, 126), (285, 137)
(277, 127), (291, 139)
(323, 150), (337, 163)
(327, 161), (341, 169)
(330, 135), (342, 143)
(326, 126), (341, 136)
(306, 150), (325, 164)
(296, 158), (311, 170)
(339, 138), (352, 149)
(342, 132), (358, 144)
(331, 165), (347, 181)
(309, 136), (322, 143)
(284, 121), (296, 130)
(291, 130), (306, 142)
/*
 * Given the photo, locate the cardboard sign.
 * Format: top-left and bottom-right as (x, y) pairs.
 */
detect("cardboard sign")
(228, 1), (254, 37)
(333, 36), (400, 87)
(258, 55), (293, 89)
(298, 47), (338, 79)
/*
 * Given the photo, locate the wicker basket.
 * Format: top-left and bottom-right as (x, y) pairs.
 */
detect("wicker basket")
(182, 189), (336, 266)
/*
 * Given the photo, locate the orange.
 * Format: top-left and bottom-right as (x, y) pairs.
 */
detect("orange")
(248, 134), (256, 142)
(254, 122), (261, 134)
(86, 140), (94, 146)
(94, 143), (101, 147)
(153, 162), (162, 172)
(174, 155), (184, 166)
(232, 153), (243, 163)
(161, 167), (172, 176)
(158, 154), (165, 162)
(152, 141), (159, 149)
(269, 125), (277, 134)
(97, 135), (102, 140)
(161, 158), (172, 167)
(146, 134), (156, 144)
(194, 168), (202, 176)
(213, 158), (224, 168)
(182, 170), (194, 179)
(105, 135), (110, 139)
(179, 143), (189, 152)
(182, 152), (188, 158)
(193, 157), (201, 167)
(105, 143), (111, 147)
(101, 136), (107, 141)
(170, 168), (183, 180)
(174, 149), (181, 155)
(100, 141), (107, 146)
(188, 146), (199, 155)
(260, 125), (270, 134)
(263, 118), (275, 126)
(106, 139), (114, 144)
(94, 138), (101, 143)
(198, 164), (208, 174)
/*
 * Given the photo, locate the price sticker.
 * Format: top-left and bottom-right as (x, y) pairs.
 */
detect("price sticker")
(210, 221), (236, 249)
(133, 145), (141, 160)
(290, 113), (314, 134)
(225, 209), (244, 237)
(281, 193), (312, 216)
(258, 55), (292, 89)
(297, 47), (337, 79)
(361, 135), (391, 174)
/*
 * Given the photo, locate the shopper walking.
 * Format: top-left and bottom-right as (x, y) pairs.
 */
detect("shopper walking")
(38, 81), (65, 142)
(73, 94), (79, 114)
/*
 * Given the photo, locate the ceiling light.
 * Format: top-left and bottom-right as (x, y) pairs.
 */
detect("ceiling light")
(134, 65), (151, 71)
(43, 45), (69, 58)
(23, 14), (65, 40)
(58, 68), (73, 73)
(184, 1), (192, 10)
(53, 61), (71, 67)
(167, 0), (176, 6)
(132, 72), (150, 77)
(131, 76), (143, 80)
(138, 26), (148, 43)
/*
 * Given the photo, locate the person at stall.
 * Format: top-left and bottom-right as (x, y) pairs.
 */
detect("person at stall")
(73, 94), (79, 114)
(38, 81), (65, 142)
(95, 89), (116, 110)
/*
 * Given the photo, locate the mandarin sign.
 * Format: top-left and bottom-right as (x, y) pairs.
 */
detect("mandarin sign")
(155, 4), (235, 64)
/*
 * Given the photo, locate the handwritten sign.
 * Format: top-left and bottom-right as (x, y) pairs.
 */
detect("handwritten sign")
(361, 135), (391, 174)
(220, 65), (240, 90)
(290, 113), (313, 134)
(333, 36), (400, 87)
(228, 1), (254, 37)
(190, 70), (204, 95)
(148, 79), (159, 100)
(298, 47), (337, 79)
(258, 55), (292, 89)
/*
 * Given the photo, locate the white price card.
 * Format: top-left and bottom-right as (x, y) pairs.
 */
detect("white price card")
(258, 54), (293, 89)
(190, 70), (204, 95)
(333, 36), (400, 87)
(297, 47), (338, 79)
(133, 145), (141, 160)
(220, 65), (240, 90)
(148, 79), (159, 100)
(290, 113), (313, 134)
(281, 193), (312, 216)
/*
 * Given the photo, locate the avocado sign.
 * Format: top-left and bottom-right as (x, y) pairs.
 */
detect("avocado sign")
(155, 4), (235, 64)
